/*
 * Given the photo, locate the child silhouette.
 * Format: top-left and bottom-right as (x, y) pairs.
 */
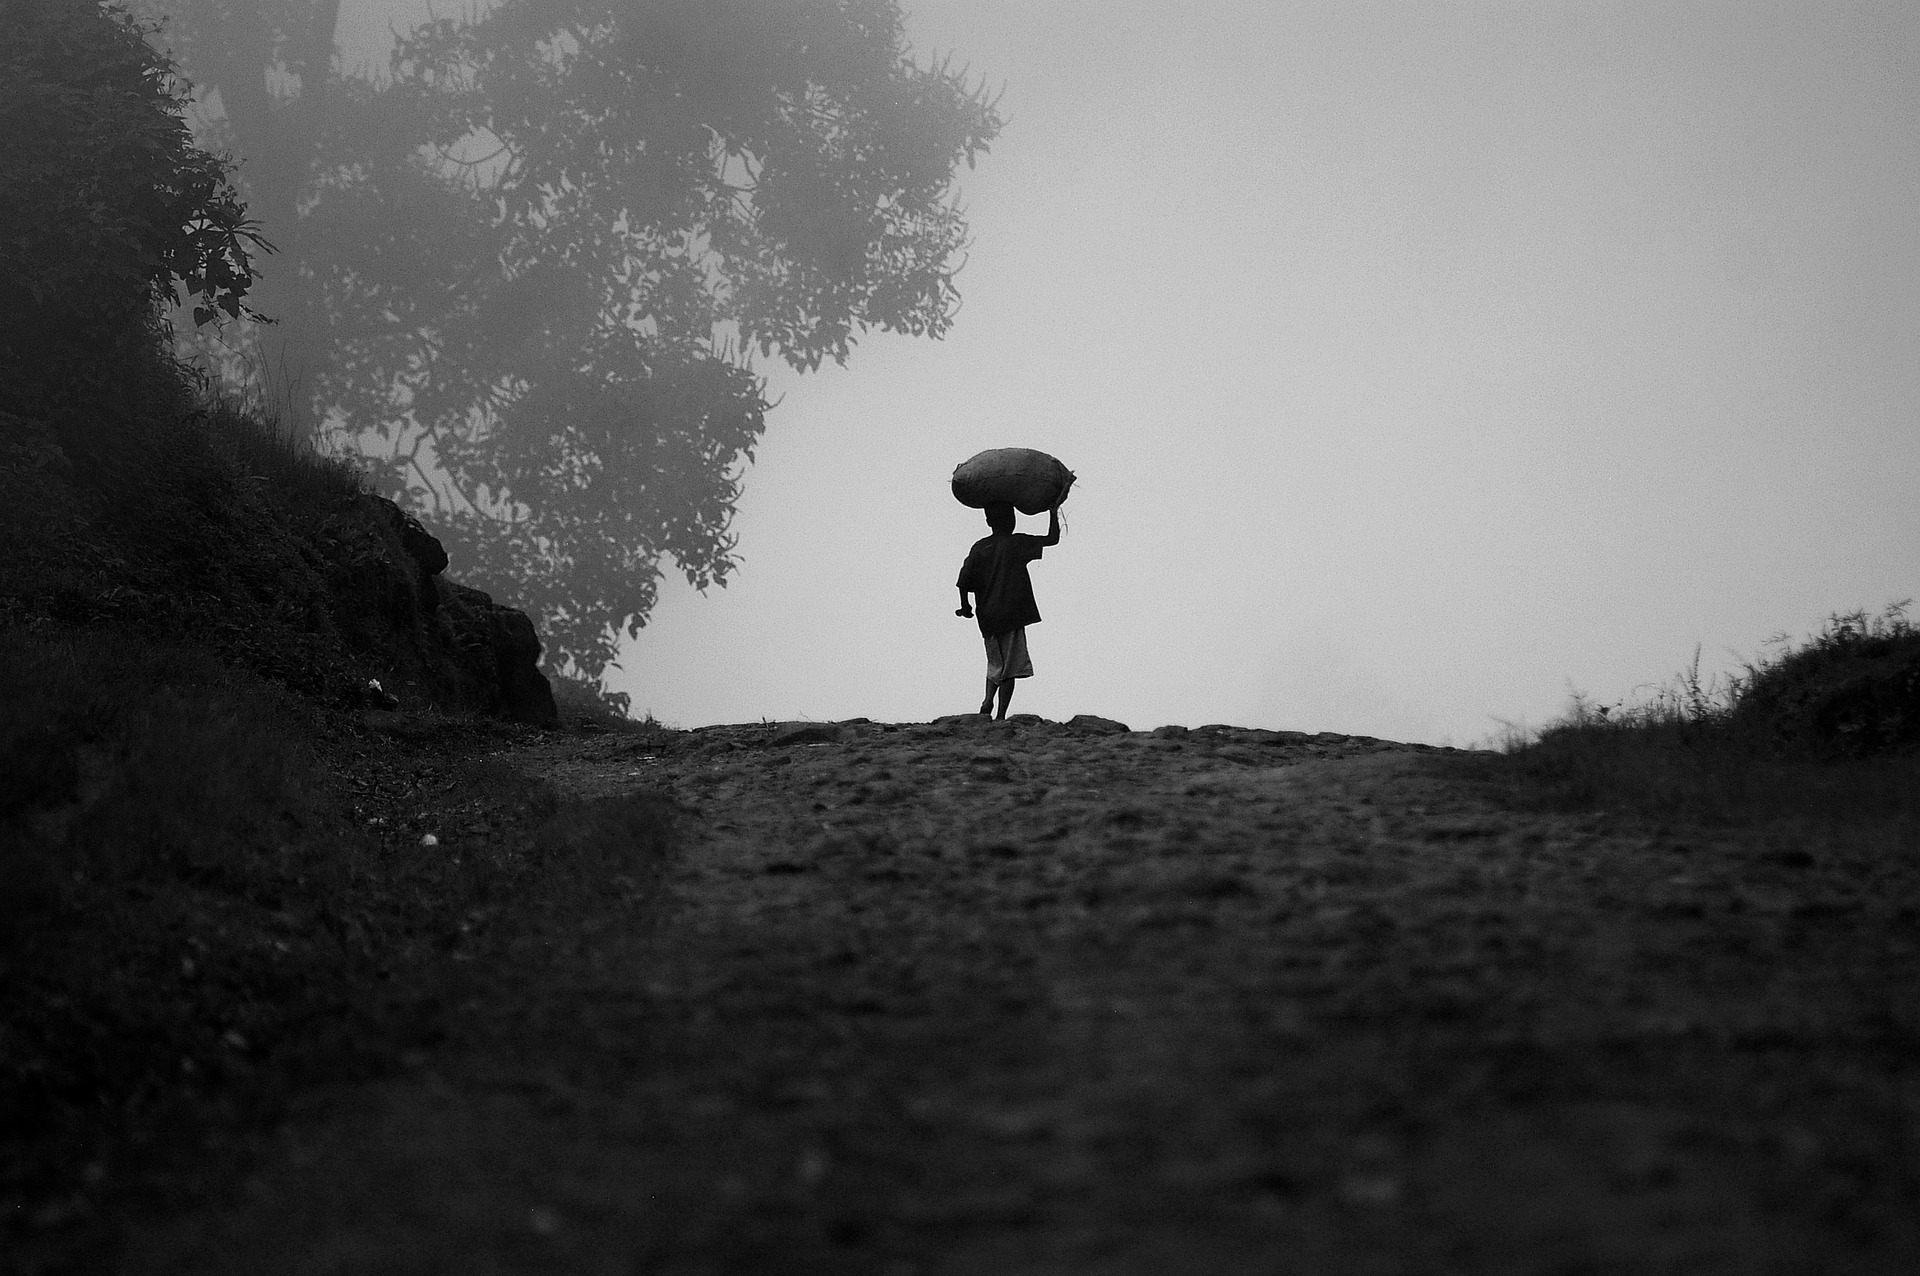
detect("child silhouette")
(955, 500), (1061, 719)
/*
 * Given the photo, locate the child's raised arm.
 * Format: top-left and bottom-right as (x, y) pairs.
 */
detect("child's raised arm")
(1039, 504), (1061, 548)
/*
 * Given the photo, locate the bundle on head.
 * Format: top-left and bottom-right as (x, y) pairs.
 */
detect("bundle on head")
(951, 448), (1076, 516)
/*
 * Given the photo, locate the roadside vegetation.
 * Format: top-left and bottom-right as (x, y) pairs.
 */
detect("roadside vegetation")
(1, 390), (675, 1258)
(1, 3), (670, 1255)
(1484, 605), (1920, 856)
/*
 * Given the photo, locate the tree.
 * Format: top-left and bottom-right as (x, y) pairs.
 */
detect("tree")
(0, 0), (264, 412)
(140, 0), (1001, 683)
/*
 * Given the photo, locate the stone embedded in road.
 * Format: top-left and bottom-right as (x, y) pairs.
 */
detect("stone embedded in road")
(772, 721), (843, 746)
(1067, 714), (1130, 735)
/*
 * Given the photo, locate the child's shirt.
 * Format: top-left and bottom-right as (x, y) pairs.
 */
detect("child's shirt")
(957, 532), (1046, 636)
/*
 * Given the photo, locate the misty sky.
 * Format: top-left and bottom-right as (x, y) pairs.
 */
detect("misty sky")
(337, 0), (1920, 744)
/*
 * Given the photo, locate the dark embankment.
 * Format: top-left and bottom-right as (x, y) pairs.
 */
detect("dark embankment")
(0, 4), (668, 1255)
(0, 382), (680, 1265)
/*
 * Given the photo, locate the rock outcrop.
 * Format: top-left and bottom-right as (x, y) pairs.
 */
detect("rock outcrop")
(437, 580), (559, 725)
(322, 494), (557, 725)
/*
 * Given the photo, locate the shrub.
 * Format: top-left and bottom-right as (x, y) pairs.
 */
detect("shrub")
(1495, 605), (1920, 833)
(1732, 604), (1920, 758)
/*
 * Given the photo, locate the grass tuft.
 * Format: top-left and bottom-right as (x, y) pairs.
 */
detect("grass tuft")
(197, 390), (363, 509)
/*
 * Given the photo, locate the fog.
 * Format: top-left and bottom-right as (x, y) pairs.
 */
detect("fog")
(334, 0), (1920, 743)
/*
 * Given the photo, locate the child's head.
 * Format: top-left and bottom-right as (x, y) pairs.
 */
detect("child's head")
(984, 503), (1015, 533)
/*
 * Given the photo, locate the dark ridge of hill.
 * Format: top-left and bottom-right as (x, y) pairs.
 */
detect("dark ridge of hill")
(0, 366), (592, 1258)
(0, 397), (555, 726)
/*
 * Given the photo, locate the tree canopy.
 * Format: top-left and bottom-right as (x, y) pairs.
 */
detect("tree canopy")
(140, 0), (1001, 685)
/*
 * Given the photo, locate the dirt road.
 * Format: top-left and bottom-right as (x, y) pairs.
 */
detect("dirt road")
(116, 716), (1920, 1273)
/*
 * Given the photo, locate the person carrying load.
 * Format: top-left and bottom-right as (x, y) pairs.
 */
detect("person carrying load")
(951, 448), (1073, 720)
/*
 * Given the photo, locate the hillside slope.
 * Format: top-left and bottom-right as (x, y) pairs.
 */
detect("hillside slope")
(1, 375), (586, 1261)
(1, 395), (556, 724)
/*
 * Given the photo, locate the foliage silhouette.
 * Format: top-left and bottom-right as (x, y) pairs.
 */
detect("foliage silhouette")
(142, 0), (1003, 685)
(0, 0), (265, 414)
(1496, 604), (1920, 835)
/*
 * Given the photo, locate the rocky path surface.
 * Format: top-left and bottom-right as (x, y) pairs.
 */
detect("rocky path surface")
(121, 716), (1920, 1274)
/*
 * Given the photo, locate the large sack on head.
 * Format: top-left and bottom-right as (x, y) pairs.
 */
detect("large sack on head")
(950, 448), (1076, 516)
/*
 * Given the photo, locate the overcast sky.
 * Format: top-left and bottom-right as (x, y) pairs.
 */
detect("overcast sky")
(338, 0), (1920, 744)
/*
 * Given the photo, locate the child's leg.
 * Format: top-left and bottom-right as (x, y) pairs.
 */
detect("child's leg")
(994, 678), (1015, 719)
(981, 676), (996, 716)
